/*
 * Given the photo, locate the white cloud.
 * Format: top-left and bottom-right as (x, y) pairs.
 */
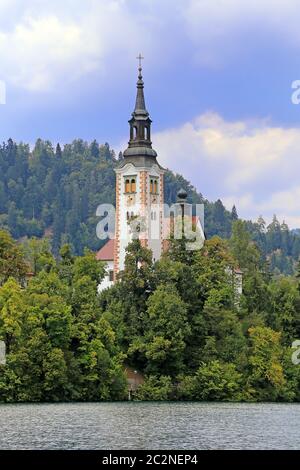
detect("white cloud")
(0, 16), (88, 91)
(0, 0), (167, 91)
(153, 112), (300, 228)
(222, 190), (300, 228)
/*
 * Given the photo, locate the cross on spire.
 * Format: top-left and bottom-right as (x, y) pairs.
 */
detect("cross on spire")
(136, 53), (144, 68)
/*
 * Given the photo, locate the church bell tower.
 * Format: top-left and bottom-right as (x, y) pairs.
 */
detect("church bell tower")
(113, 56), (165, 278)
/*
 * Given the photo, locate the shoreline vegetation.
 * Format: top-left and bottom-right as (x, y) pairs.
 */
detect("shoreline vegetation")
(1, 223), (300, 403)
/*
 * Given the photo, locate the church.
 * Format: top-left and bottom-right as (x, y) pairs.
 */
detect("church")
(97, 58), (205, 291)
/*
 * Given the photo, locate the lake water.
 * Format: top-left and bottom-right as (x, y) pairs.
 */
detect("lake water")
(0, 402), (299, 450)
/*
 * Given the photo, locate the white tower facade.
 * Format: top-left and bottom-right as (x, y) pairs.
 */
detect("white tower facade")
(113, 62), (165, 278)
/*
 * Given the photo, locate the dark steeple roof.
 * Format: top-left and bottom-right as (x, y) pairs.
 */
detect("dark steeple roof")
(177, 188), (188, 202)
(122, 59), (160, 166)
(134, 66), (147, 115)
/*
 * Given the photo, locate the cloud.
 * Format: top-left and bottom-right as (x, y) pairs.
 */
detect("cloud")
(0, 16), (89, 91)
(153, 112), (300, 228)
(2, 0), (300, 92)
(181, 0), (300, 66)
(0, 0), (169, 91)
(222, 190), (300, 228)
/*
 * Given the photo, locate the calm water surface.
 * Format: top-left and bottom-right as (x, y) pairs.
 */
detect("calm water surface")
(0, 402), (299, 450)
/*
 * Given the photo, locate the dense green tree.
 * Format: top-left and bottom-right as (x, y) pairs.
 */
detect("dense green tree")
(230, 220), (261, 272)
(115, 240), (155, 345)
(266, 277), (300, 342)
(231, 205), (238, 221)
(192, 361), (243, 401)
(247, 326), (286, 401)
(200, 307), (247, 365)
(22, 237), (55, 274)
(0, 278), (25, 354)
(142, 284), (190, 375)
(135, 375), (173, 400)
(0, 233), (126, 402)
(0, 230), (28, 285)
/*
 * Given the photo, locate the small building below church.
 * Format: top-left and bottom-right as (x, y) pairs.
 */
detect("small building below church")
(96, 239), (114, 291)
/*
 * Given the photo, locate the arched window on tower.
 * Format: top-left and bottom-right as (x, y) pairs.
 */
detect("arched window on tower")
(125, 179), (130, 193)
(131, 178), (136, 192)
(133, 126), (138, 140)
(154, 180), (158, 194)
(150, 179), (153, 194)
(144, 126), (148, 139)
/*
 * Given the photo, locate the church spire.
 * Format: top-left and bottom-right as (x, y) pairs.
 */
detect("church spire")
(134, 55), (147, 115)
(123, 55), (157, 162)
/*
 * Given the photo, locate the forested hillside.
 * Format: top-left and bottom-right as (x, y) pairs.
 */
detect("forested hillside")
(0, 138), (299, 273)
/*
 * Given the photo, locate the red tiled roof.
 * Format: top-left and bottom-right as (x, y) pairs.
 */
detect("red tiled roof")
(234, 267), (243, 275)
(96, 239), (115, 261)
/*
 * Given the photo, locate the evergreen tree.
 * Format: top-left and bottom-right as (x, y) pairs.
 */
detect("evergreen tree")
(231, 205), (238, 221)
(0, 230), (28, 285)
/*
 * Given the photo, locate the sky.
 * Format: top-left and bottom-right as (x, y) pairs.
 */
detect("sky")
(1, 0), (300, 227)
